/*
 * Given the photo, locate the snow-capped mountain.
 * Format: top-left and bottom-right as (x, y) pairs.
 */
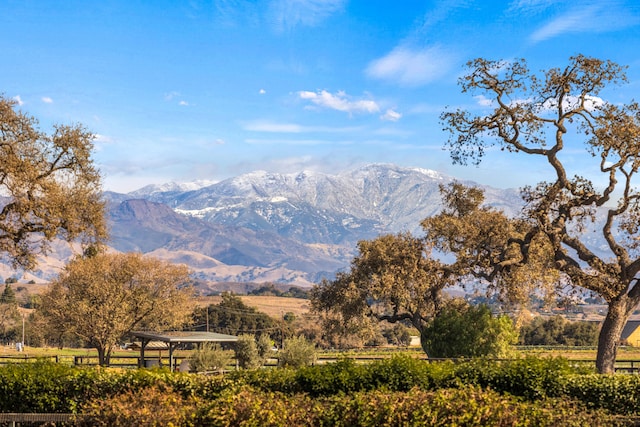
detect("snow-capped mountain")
(4, 164), (617, 291)
(132, 164), (521, 240)
(98, 164), (523, 287)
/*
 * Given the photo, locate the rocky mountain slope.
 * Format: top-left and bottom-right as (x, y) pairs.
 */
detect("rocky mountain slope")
(3, 164), (525, 288)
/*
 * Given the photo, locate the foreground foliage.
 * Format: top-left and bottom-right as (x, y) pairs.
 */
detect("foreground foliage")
(0, 357), (639, 425)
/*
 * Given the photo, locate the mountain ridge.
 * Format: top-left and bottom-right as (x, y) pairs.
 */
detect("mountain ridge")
(2, 164), (524, 289)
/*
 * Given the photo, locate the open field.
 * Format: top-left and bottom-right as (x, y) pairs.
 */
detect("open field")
(194, 295), (312, 318)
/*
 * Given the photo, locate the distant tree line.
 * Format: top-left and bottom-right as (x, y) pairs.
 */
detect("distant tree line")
(248, 283), (310, 299)
(519, 315), (599, 346)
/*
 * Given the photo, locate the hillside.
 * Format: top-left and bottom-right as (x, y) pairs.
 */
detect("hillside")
(1, 164), (526, 289)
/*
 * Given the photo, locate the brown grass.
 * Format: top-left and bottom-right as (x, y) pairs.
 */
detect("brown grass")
(194, 295), (311, 318)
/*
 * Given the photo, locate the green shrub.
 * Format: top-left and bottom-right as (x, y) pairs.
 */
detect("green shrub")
(235, 334), (263, 369)
(561, 374), (640, 415)
(278, 336), (317, 368)
(189, 343), (234, 373)
(2, 355), (640, 422)
(422, 302), (518, 358)
(452, 356), (582, 400)
(80, 384), (198, 427)
(0, 360), (96, 412)
(195, 385), (619, 427)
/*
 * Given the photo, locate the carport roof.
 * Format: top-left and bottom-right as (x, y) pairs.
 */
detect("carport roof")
(131, 331), (239, 344)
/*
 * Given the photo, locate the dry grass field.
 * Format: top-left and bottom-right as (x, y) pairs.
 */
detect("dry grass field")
(194, 295), (312, 318)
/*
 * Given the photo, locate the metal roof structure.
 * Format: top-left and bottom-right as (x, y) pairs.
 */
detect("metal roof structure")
(130, 331), (239, 371)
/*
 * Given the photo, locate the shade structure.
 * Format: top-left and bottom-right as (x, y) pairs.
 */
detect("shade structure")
(131, 331), (239, 371)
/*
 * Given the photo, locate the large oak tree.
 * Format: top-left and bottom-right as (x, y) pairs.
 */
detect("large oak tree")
(311, 189), (527, 357)
(39, 252), (193, 365)
(0, 96), (106, 269)
(440, 55), (640, 373)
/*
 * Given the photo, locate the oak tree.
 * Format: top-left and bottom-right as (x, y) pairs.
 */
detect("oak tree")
(311, 232), (454, 355)
(440, 55), (640, 373)
(312, 202), (529, 357)
(0, 96), (106, 269)
(39, 252), (193, 365)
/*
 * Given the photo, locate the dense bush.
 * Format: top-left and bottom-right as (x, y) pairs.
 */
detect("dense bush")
(91, 385), (617, 427)
(189, 343), (234, 373)
(235, 334), (263, 369)
(2, 356), (640, 425)
(519, 315), (599, 346)
(278, 336), (317, 368)
(79, 384), (198, 427)
(422, 302), (518, 358)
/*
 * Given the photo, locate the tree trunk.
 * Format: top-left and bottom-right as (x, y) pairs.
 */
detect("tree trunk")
(96, 345), (112, 366)
(596, 298), (629, 374)
(97, 345), (107, 366)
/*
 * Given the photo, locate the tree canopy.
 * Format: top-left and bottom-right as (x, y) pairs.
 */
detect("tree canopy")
(193, 293), (278, 339)
(39, 252), (193, 365)
(0, 96), (106, 269)
(312, 232), (453, 354)
(440, 55), (640, 373)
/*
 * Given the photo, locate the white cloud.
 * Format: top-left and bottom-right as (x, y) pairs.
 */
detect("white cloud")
(179, 100), (189, 106)
(474, 95), (494, 107)
(529, 3), (639, 43)
(246, 121), (305, 133)
(380, 109), (402, 122)
(366, 45), (456, 86)
(164, 91), (180, 101)
(541, 94), (604, 112)
(12, 95), (24, 106)
(214, 138), (225, 145)
(507, 0), (556, 14)
(244, 119), (362, 133)
(94, 134), (113, 144)
(245, 138), (333, 146)
(41, 97), (53, 104)
(269, 0), (346, 32)
(259, 89), (266, 94)
(298, 90), (380, 114)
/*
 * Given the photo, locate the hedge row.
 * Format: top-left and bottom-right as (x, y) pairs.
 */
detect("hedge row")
(0, 357), (639, 421)
(80, 384), (620, 427)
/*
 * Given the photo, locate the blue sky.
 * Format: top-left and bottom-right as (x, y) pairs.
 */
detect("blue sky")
(2, 0), (640, 193)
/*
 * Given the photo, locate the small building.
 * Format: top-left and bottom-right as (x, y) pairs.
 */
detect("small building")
(130, 331), (239, 371)
(621, 320), (640, 346)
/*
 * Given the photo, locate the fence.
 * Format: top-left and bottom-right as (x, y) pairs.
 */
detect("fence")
(2, 352), (640, 373)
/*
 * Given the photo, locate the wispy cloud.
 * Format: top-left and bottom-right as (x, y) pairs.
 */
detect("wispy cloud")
(245, 138), (335, 145)
(41, 96), (53, 104)
(164, 91), (180, 101)
(380, 109), (402, 122)
(298, 90), (380, 114)
(507, 0), (557, 15)
(165, 91), (189, 106)
(12, 95), (24, 106)
(268, 0), (346, 32)
(244, 119), (362, 133)
(366, 45), (456, 86)
(94, 134), (114, 144)
(529, 2), (640, 43)
(259, 89), (266, 94)
(474, 95), (494, 107)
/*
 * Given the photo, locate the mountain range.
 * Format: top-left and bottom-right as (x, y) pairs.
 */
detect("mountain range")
(2, 164), (525, 290)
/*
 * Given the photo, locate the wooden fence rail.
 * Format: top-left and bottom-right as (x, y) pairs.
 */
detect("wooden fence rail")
(2, 353), (640, 373)
(0, 412), (85, 426)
